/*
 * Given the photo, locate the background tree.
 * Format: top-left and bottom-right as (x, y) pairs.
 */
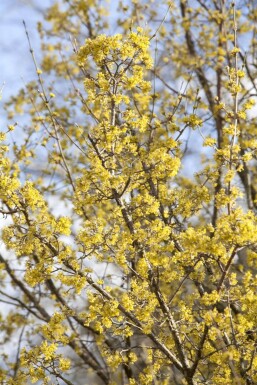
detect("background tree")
(1, 1), (257, 384)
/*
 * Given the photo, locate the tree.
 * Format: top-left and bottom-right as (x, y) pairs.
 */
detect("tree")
(1, 0), (257, 384)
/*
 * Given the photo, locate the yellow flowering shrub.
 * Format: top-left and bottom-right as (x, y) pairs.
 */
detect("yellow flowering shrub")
(1, 1), (257, 385)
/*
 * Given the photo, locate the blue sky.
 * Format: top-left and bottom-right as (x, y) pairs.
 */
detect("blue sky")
(0, 1), (51, 101)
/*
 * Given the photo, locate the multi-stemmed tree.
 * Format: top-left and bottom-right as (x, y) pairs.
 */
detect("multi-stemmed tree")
(1, 1), (257, 384)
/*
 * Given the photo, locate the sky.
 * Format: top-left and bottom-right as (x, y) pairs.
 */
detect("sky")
(0, 1), (51, 105)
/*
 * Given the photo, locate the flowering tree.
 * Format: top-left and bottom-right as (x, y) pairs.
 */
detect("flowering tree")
(1, 1), (257, 384)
